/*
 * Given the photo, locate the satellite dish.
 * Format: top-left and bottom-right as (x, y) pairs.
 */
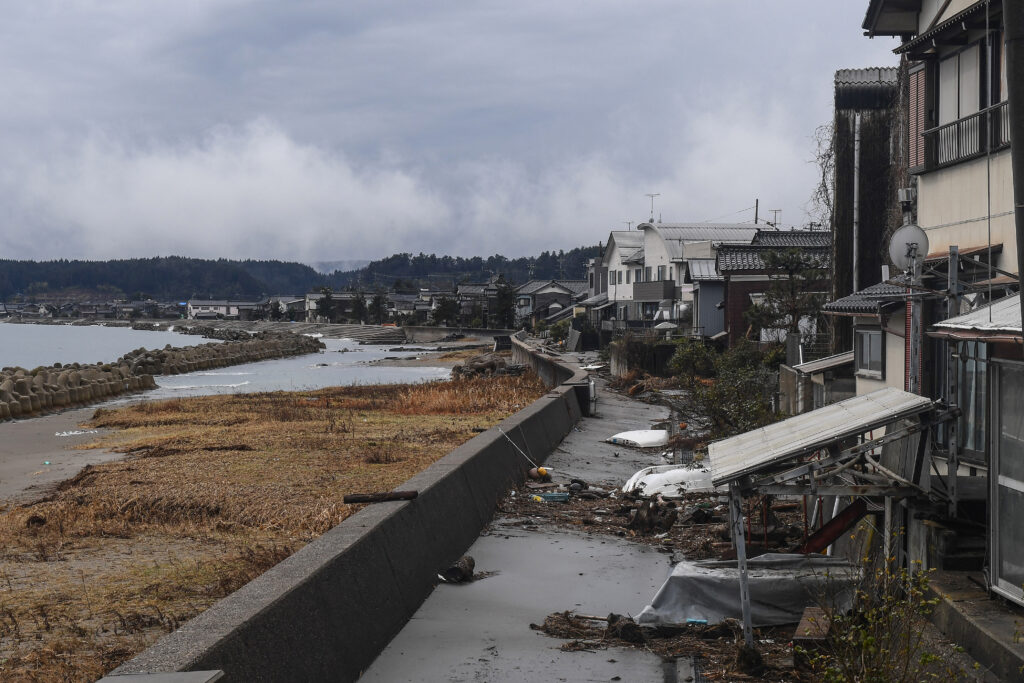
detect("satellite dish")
(888, 223), (929, 271)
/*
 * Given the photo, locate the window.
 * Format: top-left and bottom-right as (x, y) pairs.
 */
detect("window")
(669, 267), (674, 281)
(938, 44), (980, 127)
(854, 328), (883, 379)
(626, 270), (631, 284)
(618, 270), (623, 284)
(657, 265), (666, 281)
(958, 341), (988, 457)
(644, 266), (652, 282)
(635, 268), (642, 283)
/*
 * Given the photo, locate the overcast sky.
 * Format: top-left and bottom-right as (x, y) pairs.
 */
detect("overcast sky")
(0, 1), (900, 263)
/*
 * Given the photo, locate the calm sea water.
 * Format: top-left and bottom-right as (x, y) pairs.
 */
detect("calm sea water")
(0, 322), (213, 369)
(0, 324), (450, 400)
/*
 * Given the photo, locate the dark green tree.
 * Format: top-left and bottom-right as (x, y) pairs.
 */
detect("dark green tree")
(351, 291), (367, 323)
(743, 248), (828, 340)
(491, 276), (516, 329)
(432, 295), (459, 326)
(369, 293), (387, 324)
(317, 287), (335, 322)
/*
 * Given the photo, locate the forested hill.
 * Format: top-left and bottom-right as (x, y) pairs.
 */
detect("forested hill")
(0, 257), (321, 300)
(325, 246), (601, 290)
(0, 246), (602, 300)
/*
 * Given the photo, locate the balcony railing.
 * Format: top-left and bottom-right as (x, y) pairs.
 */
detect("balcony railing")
(632, 279), (676, 302)
(921, 101), (1010, 171)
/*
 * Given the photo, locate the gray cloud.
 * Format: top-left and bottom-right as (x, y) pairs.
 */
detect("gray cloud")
(0, 1), (900, 261)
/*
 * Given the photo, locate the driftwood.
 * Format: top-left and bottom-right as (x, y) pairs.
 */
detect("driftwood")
(343, 490), (419, 504)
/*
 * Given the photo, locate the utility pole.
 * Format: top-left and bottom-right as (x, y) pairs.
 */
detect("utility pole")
(1004, 0), (1024, 329)
(754, 198), (759, 224)
(645, 193), (660, 223)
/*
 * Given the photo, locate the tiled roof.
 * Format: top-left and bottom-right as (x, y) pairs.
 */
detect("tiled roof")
(579, 292), (608, 307)
(457, 283), (487, 296)
(823, 281), (907, 315)
(752, 229), (832, 248)
(558, 280), (589, 296)
(717, 245), (830, 273)
(515, 279), (588, 296)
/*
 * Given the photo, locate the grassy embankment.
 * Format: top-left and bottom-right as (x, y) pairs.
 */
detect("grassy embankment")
(0, 372), (546, 681)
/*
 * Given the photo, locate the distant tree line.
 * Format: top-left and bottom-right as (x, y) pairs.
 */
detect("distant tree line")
(0, 245), (601, 301)
(325, 246), (601, 290)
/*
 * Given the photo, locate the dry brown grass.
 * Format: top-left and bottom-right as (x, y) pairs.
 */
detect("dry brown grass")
(0, 373), (546, 681)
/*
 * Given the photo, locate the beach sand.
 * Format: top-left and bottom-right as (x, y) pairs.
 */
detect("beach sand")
(0, 407), (123, 502)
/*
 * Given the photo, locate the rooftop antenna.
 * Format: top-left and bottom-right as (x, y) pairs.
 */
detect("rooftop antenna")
(623, 221), (633, 230)
(645, 193), (660, 222)
(769, 209), (781, 227)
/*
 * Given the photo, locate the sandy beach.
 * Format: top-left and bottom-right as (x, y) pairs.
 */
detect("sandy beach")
(0, 407), (125, 502)
(0, 345), (472, 503)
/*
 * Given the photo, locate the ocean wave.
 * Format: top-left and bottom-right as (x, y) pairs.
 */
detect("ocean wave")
(194, 372), (253, 376)
(168, 381), (251, 390)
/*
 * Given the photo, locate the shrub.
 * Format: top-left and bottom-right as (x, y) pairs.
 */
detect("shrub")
(549, 319), (571, 343)
(801, 563), (958, 682)
(668, 338), (717, 378)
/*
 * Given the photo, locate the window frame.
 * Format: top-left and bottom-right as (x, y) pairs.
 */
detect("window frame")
(854, 327), (884, 380)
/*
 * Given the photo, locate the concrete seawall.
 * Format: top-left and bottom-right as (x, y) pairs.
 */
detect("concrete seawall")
(107, 337), (584, 681)
(401, 325), (517, 343)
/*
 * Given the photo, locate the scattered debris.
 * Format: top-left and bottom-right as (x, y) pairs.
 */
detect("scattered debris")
(622, 464), (717, 497)
(627, 499), (678, 534)
(532, 492), (570, 503)
(605, 613), (644, 644)
(439, 555), (476, 583)
(343, 490), (419, 504)
(530, 611), (797, 680)
(605, 430), (669, 448)
(527, 466), (552, 482)
(451, 353), (525, 378)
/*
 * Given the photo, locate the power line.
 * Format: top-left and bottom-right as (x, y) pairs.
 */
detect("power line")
(700, 205), (757, 223)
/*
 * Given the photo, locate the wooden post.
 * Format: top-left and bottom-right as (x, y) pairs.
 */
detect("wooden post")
(729, 482), (754, 648)
(947, 246), (960, 517)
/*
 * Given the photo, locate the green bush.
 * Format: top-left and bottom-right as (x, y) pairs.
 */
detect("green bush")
(550, 319), (571, 342)
(801, 564), (958, 682)
(668, 338), (717, 378)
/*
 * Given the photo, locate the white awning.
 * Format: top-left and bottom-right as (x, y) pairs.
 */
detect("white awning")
(793, 351), (854, 375)
(710, 387), (934, 487)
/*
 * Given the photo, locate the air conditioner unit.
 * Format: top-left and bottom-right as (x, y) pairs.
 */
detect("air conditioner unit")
(897, 187), (916, 204)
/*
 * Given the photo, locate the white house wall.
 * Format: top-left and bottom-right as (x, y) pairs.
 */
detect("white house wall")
(917, 151), (1016, 273)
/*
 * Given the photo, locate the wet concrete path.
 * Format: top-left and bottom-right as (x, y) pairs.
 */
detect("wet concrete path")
(362, 370), (682, 682)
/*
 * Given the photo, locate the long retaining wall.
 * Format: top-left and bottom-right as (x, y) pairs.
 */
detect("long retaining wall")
(401, 325), (517, 343)
(106, 338), (584, 682)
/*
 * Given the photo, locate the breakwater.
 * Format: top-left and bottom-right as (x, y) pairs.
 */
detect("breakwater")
(0, 332), (324, 421)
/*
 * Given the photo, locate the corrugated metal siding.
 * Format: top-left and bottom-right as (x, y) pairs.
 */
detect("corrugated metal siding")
(709, 387), (934, 486)
(934, 293), (1022, 333)
(909, 67), (926, 168)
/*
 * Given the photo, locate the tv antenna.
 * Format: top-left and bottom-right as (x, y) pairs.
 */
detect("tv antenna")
(645, 193), (660, 222)
(623, 221), (633, 230)
(769, 209), (781, 227)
